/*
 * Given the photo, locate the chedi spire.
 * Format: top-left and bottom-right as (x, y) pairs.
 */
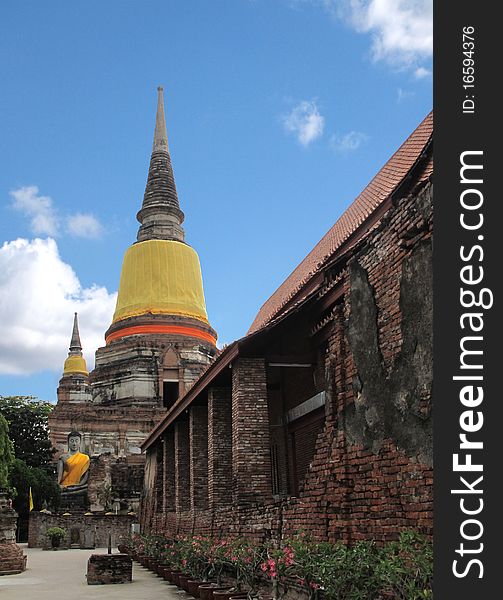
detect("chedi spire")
(63, 313), (88, 376)
(136, 86), (185, 242)
(69, 312), (83, 355)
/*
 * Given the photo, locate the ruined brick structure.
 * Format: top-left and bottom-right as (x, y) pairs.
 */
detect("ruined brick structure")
(140, 112), (433, 544)
(0, 492), (27, 574)
(49, 88), (217, 511)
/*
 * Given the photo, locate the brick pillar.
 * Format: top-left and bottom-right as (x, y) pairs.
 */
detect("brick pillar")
(174, 420), (190, 512)
(232, 358), (272, 504)
(208, 387), (232, 509)
(163, 429), (175, 512)
(190, 405), (209, 511)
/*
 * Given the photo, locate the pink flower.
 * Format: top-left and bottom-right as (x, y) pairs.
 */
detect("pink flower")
(261, 563), (268, 572)
(310, 582), (320, 590)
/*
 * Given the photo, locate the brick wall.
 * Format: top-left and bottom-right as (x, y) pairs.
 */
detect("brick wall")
(28, 512), (135, 548)
(163, 429), (175, 512)
(175, 419), (190, 512)
(190, 405), (209, 510)
(208, 387), (232, 508)
(142, 180), (433, 544)
(232, 358), (272, 504)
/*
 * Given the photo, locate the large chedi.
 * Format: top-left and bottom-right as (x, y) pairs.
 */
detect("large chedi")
(49, 88), (217, 511)
(94, 86), (217, 406)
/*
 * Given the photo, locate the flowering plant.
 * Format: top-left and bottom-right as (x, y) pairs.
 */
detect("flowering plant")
(121, 532), (145, 555)
(143, 534), (166, 560)
(179, 536), (214, 580)
(260, 543), (296, 600)
(227, 538), (267, 598)
(207, 538), (232, 584)
(283, 534), (329, 600)
(161, 537), (184, 570)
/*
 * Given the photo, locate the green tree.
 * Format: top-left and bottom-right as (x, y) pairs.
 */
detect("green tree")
(0, 413), (14, 490)
(9, 458), (60, 513)
(0, 396), (56, 468)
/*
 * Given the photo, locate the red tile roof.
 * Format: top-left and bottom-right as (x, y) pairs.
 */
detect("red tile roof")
(249, 112), (433, 334)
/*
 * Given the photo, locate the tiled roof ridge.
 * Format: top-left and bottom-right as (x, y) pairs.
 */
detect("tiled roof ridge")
(248, 111), (433, 334)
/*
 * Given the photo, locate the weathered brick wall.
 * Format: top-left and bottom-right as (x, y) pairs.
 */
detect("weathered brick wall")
(143, 180), (433, 544)
(28, 512), (135, 548)
(175, 420), (190, 512)
(208, 387), (232, 509)
(232, 358), (272, 504)
(163, 430), (175, 512)
(190, 405), (209, 510)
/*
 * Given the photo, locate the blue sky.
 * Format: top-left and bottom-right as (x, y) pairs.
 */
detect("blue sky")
(0, 0), (432, 402)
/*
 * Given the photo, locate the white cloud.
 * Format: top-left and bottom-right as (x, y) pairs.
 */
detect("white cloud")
(414, 66), (431, 79)
(0, 237), (117, 375)
(10, 186), (59, 236)
(297, 0), (432, 71)
(283, 100), (325, 146)
(9, 186), (104, 240)
(397, 87), (415, 103)
(67, 213), (103, 239)
(330, 130), (368, 153)
(349, 1), (432, 67)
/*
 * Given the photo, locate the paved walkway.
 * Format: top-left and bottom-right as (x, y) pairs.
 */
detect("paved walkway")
(0, 545), (187, 599)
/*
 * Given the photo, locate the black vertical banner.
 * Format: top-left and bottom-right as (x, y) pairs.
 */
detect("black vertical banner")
(434, 3), (500, 598)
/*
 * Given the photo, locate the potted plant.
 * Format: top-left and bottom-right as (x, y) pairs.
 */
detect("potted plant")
(284, 534), (327, 600)
(228, 538), (266, 600)
(46, 526), (66, 549)
(261, 542), (296, 600)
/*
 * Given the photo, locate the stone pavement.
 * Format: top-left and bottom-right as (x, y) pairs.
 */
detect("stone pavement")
(0, 545), (186, 600)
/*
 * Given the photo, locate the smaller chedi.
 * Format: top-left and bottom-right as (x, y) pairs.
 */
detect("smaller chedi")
(58, 431), (90, 508)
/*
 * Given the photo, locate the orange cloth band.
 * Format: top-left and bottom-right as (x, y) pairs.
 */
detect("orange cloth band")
(106, 324), (216, 345)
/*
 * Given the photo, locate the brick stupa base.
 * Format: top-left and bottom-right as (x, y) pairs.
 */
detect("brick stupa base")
(0, 492), (27, 575)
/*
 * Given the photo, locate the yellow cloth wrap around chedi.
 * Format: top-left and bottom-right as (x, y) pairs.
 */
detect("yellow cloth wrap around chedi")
(63, 355), (88, 376)
(112, 240), (209, 324)
(60, 452), (90, 487)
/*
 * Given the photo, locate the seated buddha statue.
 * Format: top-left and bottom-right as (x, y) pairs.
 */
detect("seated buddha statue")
(57, 431), (90, 497)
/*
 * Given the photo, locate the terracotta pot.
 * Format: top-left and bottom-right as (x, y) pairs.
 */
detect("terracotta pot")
(187, 579), (204, 597)
(161, 566), (173, 581)
(200, 585), (231, 600)
(171, 571), (183, 586)
(149, 559), (159, 572)
(165, 568), (177, 583)
(179, 574), (191, 591)
(213, 589), (237, 600)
